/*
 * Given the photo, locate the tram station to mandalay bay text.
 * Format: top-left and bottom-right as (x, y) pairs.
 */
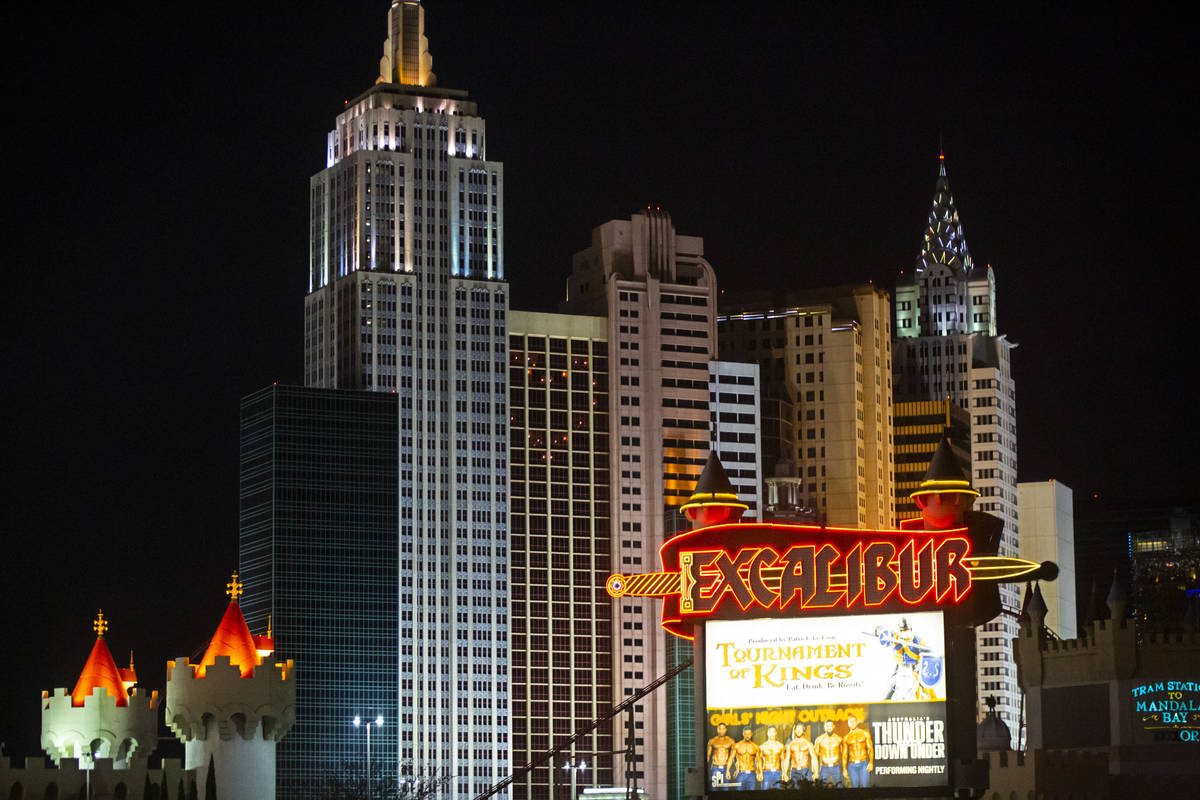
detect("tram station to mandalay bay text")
(608, 446), (1053, 795)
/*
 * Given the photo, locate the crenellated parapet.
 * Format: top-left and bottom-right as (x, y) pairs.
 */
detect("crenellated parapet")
(983, 749), (1110, 799)
(1, 755), (186, 800)
(165, 654), (295, 744)
(41, 685), (158, 767)
(1017, 613), (1200, 689)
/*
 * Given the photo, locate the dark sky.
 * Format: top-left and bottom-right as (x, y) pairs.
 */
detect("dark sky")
(3, 1), (1195, 757)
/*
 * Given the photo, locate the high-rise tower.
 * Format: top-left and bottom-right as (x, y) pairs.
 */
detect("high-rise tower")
(718, 285), (895, 529)
(255, 3), (510, 797)
(561, 208), (722, 800)
(894, 153), (1020, 744)
(304, 0), (505, 392)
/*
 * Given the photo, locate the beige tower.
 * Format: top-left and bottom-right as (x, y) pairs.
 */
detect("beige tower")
(719, 285), (896, 529)
(562, 208), (718, 800)
(378, 0), (436, 87)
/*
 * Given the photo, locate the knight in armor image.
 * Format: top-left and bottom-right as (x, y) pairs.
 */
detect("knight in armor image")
(875, 617), (941, 700)
(707, 722), (735, 790)
(758, 726), (785, 789)
(813, 719), (843, 787)
(783, 721), (817, 785)
(841, 712), (873, 787)
(726, 727), (762, 790)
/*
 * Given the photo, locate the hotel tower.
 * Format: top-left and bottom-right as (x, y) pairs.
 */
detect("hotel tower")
(245, 2), (510, 796)
(893, 153), (1020, 744)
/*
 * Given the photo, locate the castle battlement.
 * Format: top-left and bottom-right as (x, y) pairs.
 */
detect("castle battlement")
(165, 654), (295, 744)
(41, 686), (159, 767)
(1018, 615), (1200, 688)
(42, 684), (159, 714)
(1, 755), (186, 800)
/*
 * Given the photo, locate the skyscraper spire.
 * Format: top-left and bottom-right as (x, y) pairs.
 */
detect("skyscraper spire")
(378, 1), (437, 87)
(915, 152), (973, 277)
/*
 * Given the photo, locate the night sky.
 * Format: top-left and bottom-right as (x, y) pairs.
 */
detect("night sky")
(3, 2), (1195, 758)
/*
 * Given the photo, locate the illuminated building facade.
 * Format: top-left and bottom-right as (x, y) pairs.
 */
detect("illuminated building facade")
(292, 3), (511, 796)
(1127, 506), (1199, 633)
(506, 311), (615, 798)
(1017, 480), (1077, 639)
(561, 208), (718, 800)
(717, 285), (896, 529)
(893, 153), (1020, 741)
(707, 361), (763, 517)
(894, 398), (970, 521)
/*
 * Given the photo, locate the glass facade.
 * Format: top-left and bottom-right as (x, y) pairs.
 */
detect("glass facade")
(239, 385), (399, 798)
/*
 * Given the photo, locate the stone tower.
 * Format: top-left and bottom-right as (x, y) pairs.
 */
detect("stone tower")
(41, 611), (158, 771)
(165, 574), (296, 800)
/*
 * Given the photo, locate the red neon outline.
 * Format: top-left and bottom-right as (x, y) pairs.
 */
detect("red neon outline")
(897, 539), (936, 604)
(862, 541), (898, 607)
(683, 548), (725, 613)
(843, 543), (864, 608)
(933, 537), (973, 604)
(747, 547), (782, 610)
(805, 544), (843, 610)
(668, 537), (972, 618)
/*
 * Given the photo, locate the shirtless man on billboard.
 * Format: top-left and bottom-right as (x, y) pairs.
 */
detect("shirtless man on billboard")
(706, 723), (735, 790)
(813, 720), (843, 787)
(783, 721), (817, 785)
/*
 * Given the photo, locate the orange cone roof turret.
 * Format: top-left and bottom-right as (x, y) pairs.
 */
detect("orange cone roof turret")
(196, 574), (261, 678)
(71, 611), (128, 707)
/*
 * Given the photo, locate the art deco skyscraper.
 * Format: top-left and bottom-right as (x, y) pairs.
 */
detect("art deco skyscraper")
(893, 153), (1020, 743)
(271, 3), (510, 796)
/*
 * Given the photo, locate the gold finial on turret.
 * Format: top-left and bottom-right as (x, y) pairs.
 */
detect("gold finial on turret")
(93, 610), (108, 637)
(129, 650), (135, 670)
(267, 615), (273, 638)
(226, 573), (244, 602)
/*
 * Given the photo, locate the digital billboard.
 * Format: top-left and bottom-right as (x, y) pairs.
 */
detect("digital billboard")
(703, 611), (948, 790)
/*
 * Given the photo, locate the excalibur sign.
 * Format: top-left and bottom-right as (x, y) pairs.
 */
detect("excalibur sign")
(598, 445), (1058, 795)
(606, 522), (1046, 638)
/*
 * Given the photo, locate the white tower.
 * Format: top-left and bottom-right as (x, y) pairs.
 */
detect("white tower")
(295, 2), (511, 795)
(41, 611), (158, 771)
(166, 574), (295, 800)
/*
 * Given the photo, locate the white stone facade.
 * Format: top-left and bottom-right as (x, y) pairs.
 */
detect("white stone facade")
(1017, 480), (1077, 639)
(165, 655), (296, 800)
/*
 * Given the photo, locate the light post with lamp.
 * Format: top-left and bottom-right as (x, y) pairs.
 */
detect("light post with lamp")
(353, 714), (383, 800)
(559, 758), (586, 799)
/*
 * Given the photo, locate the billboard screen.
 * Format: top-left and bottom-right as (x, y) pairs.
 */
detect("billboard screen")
(703, 611), (948, 790)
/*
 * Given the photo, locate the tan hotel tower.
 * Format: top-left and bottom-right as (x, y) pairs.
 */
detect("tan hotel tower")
(561, 208), (718, 800)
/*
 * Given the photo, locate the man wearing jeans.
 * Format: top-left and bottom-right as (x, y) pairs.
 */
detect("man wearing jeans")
(842, 713), (873, 787)
(726, 727), (761, 790)
(707, 723), (735, 790)
(784, 721), (817, 785)
(814, 720), (843, 787)
(758, 726), (785, 789)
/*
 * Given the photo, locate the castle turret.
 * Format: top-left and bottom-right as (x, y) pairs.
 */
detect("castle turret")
(680, 451), (748, 528)
(41, 611), (159, 770)
(166, 574), (295, 800)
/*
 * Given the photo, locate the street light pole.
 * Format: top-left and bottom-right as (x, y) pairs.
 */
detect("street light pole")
(354, 714), (384, 800)
(561, 759), (586, 799)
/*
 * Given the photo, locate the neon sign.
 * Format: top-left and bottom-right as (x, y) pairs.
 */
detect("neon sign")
(680, 538), (971, 615)
(606, 522), (1044, 639)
